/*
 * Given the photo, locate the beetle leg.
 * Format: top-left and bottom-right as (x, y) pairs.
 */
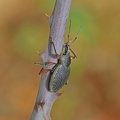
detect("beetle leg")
(70, 56), (76, 60)
(39, 68), (52, 75)
(38, 62), (56, 75)
(46, 62), (56, 66)
(50, 37), (58, 56)
(50, 36), (63, 59)
(70, 48), (77, 60)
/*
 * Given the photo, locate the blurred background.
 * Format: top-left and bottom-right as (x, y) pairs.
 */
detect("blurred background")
(0, 0), (120, 120)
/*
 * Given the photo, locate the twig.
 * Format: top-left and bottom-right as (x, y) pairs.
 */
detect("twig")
(30, 0), (72, 120)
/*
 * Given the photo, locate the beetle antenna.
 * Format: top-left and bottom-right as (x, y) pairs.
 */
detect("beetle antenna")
(69, 25), (83, 46)
(67, 19), (71, 43)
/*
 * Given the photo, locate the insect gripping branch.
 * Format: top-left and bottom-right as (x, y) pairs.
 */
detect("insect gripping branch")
(30, 0), (73, 120)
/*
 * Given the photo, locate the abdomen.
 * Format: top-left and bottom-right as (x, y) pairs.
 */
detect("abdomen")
(49, 65), (70, 92)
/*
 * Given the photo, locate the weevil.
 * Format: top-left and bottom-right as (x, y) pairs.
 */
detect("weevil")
(40, 21), (82, 92)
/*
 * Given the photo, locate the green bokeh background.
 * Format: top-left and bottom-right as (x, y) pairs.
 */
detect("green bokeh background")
(0, 0), (120, 120)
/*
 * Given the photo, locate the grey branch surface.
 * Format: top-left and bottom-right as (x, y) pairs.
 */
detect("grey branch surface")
(30, 0), (72, 120)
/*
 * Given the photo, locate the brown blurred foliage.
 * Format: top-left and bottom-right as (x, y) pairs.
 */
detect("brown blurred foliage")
(0, 0), (120, 120)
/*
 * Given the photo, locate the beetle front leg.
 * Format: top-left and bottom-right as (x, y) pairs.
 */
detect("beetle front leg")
(70, 48), (77, 60)
(50, 37), (58, 56)
(49, 36), (62, 59)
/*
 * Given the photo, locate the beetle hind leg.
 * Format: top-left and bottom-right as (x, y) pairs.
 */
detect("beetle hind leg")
(39, 62), (56, 75)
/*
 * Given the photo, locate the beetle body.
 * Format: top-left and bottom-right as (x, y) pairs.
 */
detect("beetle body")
(39, 21), (81, 93)
(49, 44), (71, 92)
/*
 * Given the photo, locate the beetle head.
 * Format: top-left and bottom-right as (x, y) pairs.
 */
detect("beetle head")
(63, 44), (70, 55)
